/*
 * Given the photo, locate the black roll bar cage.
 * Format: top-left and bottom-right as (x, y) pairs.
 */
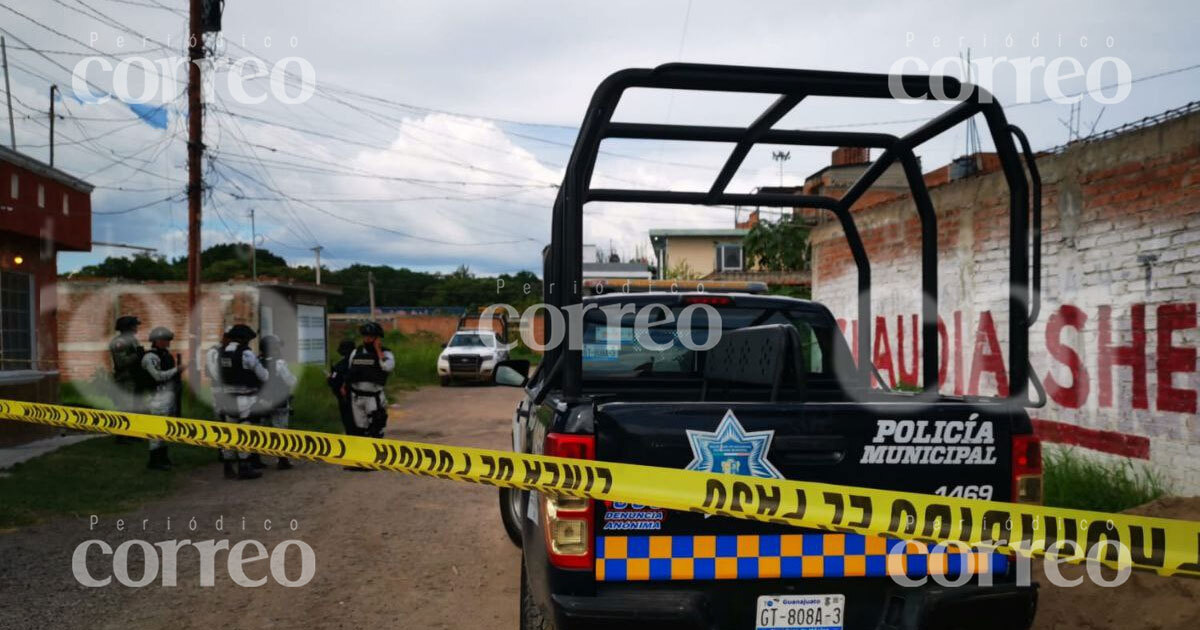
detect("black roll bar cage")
(546, 63), (1042, 406)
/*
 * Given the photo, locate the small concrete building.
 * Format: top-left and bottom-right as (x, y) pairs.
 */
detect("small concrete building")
(57, 279), (341, 384)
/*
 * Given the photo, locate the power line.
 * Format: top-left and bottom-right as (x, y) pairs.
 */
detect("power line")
(211, 91), (323, 247)
(210, 106), (561, 187)
(214, 159), (541, 247)
(93, 192), (182, 215)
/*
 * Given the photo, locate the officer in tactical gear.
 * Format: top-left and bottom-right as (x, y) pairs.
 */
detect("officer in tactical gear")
(327, 339), (357, 436)
(217, 324), (269, 480)
(256, 334), (298, 470)
(109, 315), (146, 415)
(345, 322), (395, 441)
(142, 327), (184, 471)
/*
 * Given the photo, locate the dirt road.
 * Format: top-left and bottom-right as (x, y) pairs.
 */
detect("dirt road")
(1, 384), (1197, 629)
(0, 385), (525, 630)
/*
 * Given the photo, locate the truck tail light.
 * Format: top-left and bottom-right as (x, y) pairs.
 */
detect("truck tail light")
(1012, 434), (1043, 504)
(542, 433), (595, 569)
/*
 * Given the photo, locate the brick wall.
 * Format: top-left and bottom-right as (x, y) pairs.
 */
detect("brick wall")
(57, 280), (259, 383)
(810, 109), (1200, 492)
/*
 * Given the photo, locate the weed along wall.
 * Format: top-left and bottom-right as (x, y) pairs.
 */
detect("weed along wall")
(810, 106), (1200, 493)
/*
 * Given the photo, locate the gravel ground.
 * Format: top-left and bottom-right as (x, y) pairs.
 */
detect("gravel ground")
(0, 385), (524, 630)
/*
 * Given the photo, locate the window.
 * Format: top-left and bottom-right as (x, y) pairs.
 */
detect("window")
(716, 243), (743, 271)
(581, 305), (829, 380)
(62, 193), (70, 215)
(448, 333), (492, 348)
(0, 271), (34, 371)
(9, 173), (17, 199)
(37, 184), (45, 208)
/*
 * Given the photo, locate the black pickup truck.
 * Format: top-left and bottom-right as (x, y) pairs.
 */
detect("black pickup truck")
(496, 292), (1041, 630)
(494, 63), (1047, 630)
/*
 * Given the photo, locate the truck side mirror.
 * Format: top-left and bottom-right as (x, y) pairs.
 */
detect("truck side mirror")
(494, 359), (530, 387)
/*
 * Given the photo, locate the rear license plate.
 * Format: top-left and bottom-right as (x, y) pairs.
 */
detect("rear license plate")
(755, 594), (844, 630)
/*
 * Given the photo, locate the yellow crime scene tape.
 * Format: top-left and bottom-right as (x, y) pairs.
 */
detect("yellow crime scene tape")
(3, 397), (1199, 579)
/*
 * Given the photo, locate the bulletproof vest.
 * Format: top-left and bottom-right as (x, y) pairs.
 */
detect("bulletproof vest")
(219, 343), (260, 390)
(348, 346), (390, 385)
(259, 356), (290, 409)
(148, 347), (177, 389)
(109, 334), (145, 386)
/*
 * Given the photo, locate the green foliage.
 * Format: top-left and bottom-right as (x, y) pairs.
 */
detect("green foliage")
(666, 260), (698, 280)
(1043, 447), (1169, 512)
(766, 284), (812, 300)
(67, 246), (543, 314)
(72, 252), (181, 281)
(0, 368), (347, 528)
(743, 214), (812, 272)
(290, 365), (343, 433)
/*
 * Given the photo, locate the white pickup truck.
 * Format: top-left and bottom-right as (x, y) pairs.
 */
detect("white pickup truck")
(437, 330), (509, 385)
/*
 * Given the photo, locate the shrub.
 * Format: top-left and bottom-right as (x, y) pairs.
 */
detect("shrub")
(1042, 447), (1169, 512)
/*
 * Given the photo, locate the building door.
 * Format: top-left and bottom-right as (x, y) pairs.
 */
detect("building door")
(296, 304), (326, 364)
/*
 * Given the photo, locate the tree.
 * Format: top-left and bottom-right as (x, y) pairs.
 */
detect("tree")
(742, 213), (811, 272)
(72, 253), (181, 281)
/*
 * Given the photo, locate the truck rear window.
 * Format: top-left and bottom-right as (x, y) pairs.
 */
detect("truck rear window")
(581, 306), (827, 379)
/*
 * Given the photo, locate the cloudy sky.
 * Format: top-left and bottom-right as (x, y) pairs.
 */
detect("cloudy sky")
(2, 0), (1198, 276)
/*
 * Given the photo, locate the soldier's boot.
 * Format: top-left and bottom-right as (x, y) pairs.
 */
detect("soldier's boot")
(237, 460), (263, 480)
(276, 457), (293, 470)
(223, 460), (238, 479)
(249, 453), (267, 469)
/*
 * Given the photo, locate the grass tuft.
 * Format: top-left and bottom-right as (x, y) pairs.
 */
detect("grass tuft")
(0, 365), (346, 529)
(1042, 447), (1169, 513)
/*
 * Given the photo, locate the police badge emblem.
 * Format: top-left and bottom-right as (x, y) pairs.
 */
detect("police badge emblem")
(685, 410), (783, 479)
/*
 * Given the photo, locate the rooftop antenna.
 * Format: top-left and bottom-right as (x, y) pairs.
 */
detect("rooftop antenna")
(771, 150), (791, 186)
(962, 49), (982, 162)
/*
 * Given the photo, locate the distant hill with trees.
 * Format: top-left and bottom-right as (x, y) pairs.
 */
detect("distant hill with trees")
(67, 245), (542, 313)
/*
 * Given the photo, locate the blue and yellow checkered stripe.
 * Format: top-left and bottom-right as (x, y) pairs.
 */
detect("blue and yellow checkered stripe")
(595, 534), (1008, 582)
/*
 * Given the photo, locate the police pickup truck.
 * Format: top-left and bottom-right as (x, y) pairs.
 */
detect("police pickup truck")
(493, 63), (1046, 630)
(494, 292), (1040, 630)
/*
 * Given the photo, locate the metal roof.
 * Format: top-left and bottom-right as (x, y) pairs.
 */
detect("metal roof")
(0, 145), (94, 193)
(648, 228), (749, 238)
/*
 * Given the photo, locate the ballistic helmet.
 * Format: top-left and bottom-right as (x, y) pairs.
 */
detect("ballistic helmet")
(359, 321), (384, 337)
(114, 315), (141, 332)
(148, 327), (175, 342)
(226, 324), (257, 341)
(337, 339), (356, 356)
(260, 334), (282, 355)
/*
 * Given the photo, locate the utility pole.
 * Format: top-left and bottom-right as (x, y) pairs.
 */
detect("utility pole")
(2, 37), (14, 149)
(48, 85), (57, 166)
(1, 37), (12, 149)
(311, 246), (323, 285)
(771, 150), (790, 187)
(185, 0), (205, 385)
(367, 271), (376, 319)
(248, 208), (257, 282)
